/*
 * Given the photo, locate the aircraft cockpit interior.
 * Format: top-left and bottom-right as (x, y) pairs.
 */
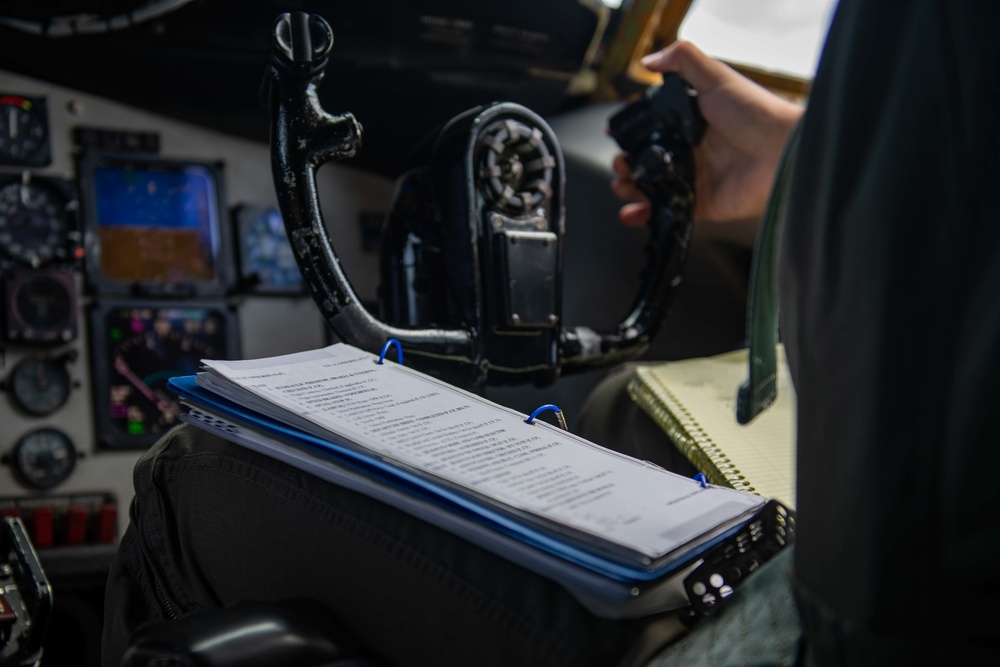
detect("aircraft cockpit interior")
(0, 1), (836, 665)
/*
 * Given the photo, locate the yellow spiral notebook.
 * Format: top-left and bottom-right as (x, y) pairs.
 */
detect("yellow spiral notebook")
(628, 346), (796, 508)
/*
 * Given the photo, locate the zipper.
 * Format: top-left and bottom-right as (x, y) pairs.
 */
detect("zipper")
(137, 477), (181, 621)
(134, 448), (183, 621)
(153, 572), (181, 620)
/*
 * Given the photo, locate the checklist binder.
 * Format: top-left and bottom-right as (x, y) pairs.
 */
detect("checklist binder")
(169, 340), (794, 619)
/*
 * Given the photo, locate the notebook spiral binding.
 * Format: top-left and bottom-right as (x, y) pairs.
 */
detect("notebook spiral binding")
(627, 370), (755, 494)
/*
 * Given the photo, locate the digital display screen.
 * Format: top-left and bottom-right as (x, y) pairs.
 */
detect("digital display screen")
(92, 163), (220, 284)
(91, 302), (238, 448)
(236, 206), (303, 293)
(79, 154), (232, 295)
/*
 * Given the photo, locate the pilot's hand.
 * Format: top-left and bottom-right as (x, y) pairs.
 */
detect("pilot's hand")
(612, 41), (804, 227)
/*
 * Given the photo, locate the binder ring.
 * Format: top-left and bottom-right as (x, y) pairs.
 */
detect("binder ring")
(525, 404), (568, 431)
(377, 338), (404, 365)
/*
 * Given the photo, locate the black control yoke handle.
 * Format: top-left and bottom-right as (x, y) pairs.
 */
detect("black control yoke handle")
(262, 13), (477, 369)
(264, 12), (701, 385)
(561, 77), (704, 372)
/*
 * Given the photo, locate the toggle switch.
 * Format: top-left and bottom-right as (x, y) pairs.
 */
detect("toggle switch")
(97, 503), (118, 544)
(64, 505), (88, 545)
(31, 507), (53, 548)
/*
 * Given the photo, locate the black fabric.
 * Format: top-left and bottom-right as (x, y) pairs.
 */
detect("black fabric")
(101, 424), (684, 667)
(780, 0), (1000, 662)
(104, 419), (804, 667)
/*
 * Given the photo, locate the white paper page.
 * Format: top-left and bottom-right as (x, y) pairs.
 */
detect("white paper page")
(201, 344), (762, 560)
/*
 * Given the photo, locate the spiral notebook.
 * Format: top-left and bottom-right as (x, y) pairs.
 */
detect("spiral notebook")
(628, 346), (796, 508)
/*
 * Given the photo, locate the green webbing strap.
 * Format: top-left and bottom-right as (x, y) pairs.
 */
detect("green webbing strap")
(736, 122), (802, 425)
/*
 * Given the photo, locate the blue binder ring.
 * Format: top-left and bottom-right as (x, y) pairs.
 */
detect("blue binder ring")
(525, 404), (568, 431)
(377, 338), (404, 366)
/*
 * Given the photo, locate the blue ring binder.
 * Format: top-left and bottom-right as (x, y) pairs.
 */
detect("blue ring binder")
(525, 404), (561, 425)
(166, 340), (793, 615)
(694, 473), (708, 488)
(377, 338), (404, 366)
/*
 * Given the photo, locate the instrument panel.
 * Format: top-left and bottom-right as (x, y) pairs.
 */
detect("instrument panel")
(0, 69), (392, 571)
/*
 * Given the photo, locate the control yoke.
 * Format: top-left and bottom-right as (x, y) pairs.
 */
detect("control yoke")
(262, 12), (704, 389)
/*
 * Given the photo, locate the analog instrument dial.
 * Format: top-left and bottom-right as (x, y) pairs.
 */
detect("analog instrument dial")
(8, 356), (71, 417)
(4, 270), (77, 343)
(0, 95), (50, 166)
(0, 174), (73, 267)
(13, 428), (77, 489)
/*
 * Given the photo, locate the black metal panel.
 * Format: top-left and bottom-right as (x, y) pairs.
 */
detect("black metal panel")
(0, 0), (609, 175)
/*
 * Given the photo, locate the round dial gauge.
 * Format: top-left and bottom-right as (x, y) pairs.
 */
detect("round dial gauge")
(0, 95), (49, 166)
(0, 176), (72, 267)
(13, 273), (74, 337)
(9, 356), (71, 417)
(13, 428), (77, 489)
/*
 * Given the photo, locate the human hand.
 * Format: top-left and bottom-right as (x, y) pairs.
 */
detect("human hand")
(612, 41), (804, 226)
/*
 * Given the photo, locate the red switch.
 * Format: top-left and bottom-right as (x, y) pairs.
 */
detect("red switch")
(32, 507), (54, 548)
(65, 505), (89, 545)
(96, 503), (118, 544)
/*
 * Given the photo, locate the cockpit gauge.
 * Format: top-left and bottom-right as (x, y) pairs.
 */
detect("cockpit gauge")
(90, 301), (240, 448)
(0, 95), (51, 167)
(11, 428), (77, 490)
(0, 172), (76, 268)
(234, 205), (303, 294)
(3, 269), (78, 343)
(6, 355), (72, 417)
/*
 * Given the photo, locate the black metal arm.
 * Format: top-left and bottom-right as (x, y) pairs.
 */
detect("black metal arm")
(262, 13), (481, 381)
(264, 13), (702, 388)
